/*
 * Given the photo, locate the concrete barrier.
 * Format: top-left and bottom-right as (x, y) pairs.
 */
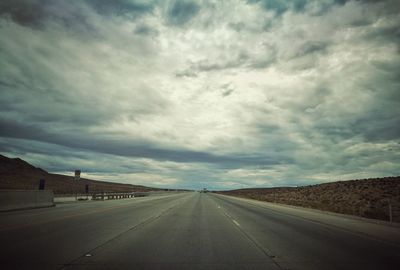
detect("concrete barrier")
(0, 190), (55, 211)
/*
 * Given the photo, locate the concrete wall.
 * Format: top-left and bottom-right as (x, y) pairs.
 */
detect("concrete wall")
(0, 190), (54, 211)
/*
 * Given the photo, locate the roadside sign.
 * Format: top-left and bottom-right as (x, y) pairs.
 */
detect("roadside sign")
(74, 170), (81, 180)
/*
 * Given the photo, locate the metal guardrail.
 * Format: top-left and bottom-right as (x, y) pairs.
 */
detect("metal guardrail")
(91, 192), (149, 200)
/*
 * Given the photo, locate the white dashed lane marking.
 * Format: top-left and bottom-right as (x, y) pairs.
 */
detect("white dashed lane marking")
(232, 220), (240, 227)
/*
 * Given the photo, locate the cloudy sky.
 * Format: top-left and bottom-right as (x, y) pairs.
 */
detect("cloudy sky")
(0, 0), (399, 190)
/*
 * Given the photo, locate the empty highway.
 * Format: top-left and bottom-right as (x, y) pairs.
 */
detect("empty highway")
(0, 192), (399, 269)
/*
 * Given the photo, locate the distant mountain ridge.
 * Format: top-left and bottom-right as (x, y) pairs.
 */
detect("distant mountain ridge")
(0, 154), (158, 194)
(0, 155), (47, 173)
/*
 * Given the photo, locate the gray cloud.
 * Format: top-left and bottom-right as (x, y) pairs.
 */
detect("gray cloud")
(0, 0), (53, 27)
(178, 46), (277, 76)
(222, 89), (234, 97)
(0, 117), (290, 167)
(1, 0), (399, 189)
(246, 0), (351, 15)
(134, 24), (159, 36)
(247, 0), (308, 14)
(166, 0), (200, 25)
(293, 41), (329, 59)
(0, 0), (94, 31)
(85, 0), (154, 17)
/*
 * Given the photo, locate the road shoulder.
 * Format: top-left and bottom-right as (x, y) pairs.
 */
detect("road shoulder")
(215, 193), (400, 247)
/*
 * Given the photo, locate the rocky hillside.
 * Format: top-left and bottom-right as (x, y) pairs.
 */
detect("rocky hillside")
(0, 155), (158, 194)
(218, 177), (400, 222)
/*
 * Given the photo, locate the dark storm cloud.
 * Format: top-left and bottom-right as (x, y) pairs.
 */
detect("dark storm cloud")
(246, 0), (348, 15)
(177, 47), (277, 76)
(0, 0), (51, 27)
(293, 41), (329, 59)
(85, 0), (154, 17)
(0, 0), (154, 31)
(194, 56), (247, 72)
(357, 0), (400, 14)
(0, 81), (110, 127)
(0, 0), (92, 30)
(134, 24), (159, 36)
(246, 0), (399, 16)
(0, 118), (290, 167)
(166, 0), (200, 25)
(354, 115), (400, 142)
(222, 89), (234, 97)
(371, 60), (400, 77)
(247, 0), (308, 14)
(309, 104), (400, 145)
(364, 24), (400, 44)
(0, 31), (170, 127)
(303, 73), (400, 144)
(0, 138), (155, 174)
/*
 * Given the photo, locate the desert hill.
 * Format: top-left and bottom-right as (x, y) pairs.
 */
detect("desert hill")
(218, 177), (400, 222)
(0, 155), (158, 194)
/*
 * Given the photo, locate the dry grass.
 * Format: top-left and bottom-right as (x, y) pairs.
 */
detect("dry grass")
(218, 177), (400, 222)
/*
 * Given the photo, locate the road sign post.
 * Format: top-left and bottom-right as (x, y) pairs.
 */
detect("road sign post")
(74, 170), (81, 201)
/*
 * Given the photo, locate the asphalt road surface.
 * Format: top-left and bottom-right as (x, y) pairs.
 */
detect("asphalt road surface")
(0, 192), (399, 269)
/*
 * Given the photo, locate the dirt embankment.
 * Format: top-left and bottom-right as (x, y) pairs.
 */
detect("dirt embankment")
(218, 177), (400, 222)
(0, 155), (159, 194)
